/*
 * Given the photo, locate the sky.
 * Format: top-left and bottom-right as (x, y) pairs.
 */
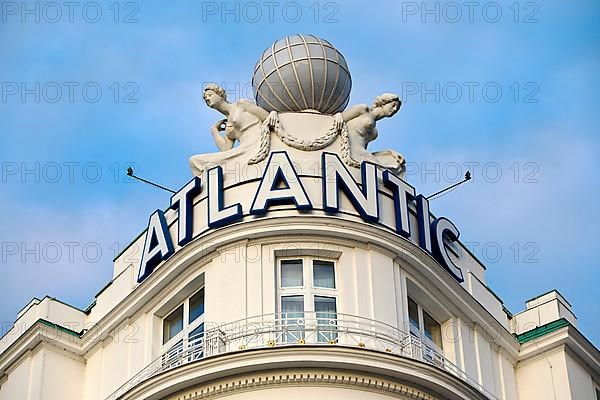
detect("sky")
(0, 1), (598, 345)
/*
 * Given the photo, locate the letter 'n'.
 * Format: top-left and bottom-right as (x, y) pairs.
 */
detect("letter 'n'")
(250, 151), (312, 214)
(322, 152), (379, 222)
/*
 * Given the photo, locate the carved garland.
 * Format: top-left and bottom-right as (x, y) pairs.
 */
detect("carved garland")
(247, 113), (361, 168)
(247, 118), (273, 165)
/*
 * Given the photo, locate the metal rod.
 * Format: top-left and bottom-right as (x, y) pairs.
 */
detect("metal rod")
(426, 171), (471, 200)
(127, 167), (176, 194)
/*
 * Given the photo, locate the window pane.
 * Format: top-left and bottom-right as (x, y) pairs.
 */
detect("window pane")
(315, 296), (337, 343)
(281, 295), (304, 343)
(281, 259), (303, 287)
(313, 260), (335, 288)
(408, 297), (420, 333)
(423, 310), (442, 348)
(315, 296), (337, 318)
(189, 288), (205, 323)
(281, 295), (304, 319)
(163, 305), (184, 344)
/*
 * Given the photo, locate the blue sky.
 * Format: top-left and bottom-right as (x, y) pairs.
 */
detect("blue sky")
(1, 1), (598, 345)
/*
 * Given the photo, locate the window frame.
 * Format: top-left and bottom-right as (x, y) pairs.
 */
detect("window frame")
(408, 296), (421, 336)
(279, 259), (305, 289)
(277, 256), (339, 316)
(407, 296), (443, 351)
(162, 304), (184, 345)
(312, 259), (336, 289)
(162, 286), (206, 352)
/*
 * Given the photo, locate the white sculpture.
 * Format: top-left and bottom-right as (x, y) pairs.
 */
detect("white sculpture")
(189, 84), (278, 176)
(335, 93), (405, 173)
(189, 35), (406, 177)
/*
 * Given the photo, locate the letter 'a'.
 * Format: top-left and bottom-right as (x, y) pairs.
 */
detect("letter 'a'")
(138, 210), (174, 283)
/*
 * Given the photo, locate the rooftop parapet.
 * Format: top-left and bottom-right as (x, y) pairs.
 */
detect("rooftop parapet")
(512, 290), (576, 335)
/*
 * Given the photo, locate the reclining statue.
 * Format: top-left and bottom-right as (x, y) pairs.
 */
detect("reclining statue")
(335, 93), (406, 174)
(189, 83), (277, 176)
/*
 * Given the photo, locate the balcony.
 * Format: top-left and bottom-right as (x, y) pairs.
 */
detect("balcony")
(106, 312), (497, 400)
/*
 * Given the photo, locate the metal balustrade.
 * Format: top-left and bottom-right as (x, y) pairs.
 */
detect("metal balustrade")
(105, 313), (498, 400)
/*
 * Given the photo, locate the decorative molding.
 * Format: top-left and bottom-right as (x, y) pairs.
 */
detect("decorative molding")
(170, 369), (439, 400)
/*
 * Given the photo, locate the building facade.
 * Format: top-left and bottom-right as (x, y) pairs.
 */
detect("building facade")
(1, 35), (598, 400)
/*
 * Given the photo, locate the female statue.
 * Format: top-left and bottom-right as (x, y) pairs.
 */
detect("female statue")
(189, 83), (277, 176)
(334, 93), (406, 174)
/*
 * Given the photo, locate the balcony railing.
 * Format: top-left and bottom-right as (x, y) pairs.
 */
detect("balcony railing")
(106, 312), (498, 400)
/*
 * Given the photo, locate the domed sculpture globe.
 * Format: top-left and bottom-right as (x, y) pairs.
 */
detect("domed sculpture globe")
(252, 34), (352, 114)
